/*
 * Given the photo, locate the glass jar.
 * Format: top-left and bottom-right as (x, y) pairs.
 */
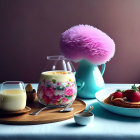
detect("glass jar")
(0, 81), (26, 111)
(37, 56), (77, 107)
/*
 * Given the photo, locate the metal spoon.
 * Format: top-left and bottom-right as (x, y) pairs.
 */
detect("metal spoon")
(74, 105), (94, 117)
(30, 102), (74, 115)
(59, 102), (73, 112)
(29, 106), (48, 115)
(87, 105), (94, 113)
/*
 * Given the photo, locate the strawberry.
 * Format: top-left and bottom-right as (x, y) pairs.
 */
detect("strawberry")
(123, 90), (133, 98)
(112, 90), (123, 99)
(130, 91), (140, 102)
(123, 85), (140, 102)
(138, 86), (140, 91)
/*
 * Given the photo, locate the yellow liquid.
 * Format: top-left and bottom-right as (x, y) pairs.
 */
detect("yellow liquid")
(2, 89), (25, 95)
(44, 71), (69, 75)
(41, 71), (75, 82)
(0, 89), (26, 111)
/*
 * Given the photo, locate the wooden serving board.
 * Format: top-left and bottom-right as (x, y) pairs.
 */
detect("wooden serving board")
(0, 99), (86, 125)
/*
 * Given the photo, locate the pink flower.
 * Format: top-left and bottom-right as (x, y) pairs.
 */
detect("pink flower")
(51, 95), (62, 105)
(64, 87), (74, 96)
(52, 95), (62, 100)
(44, 88), (55, 97)
(41, 79), (45, 86)
(38, 85), (45, 90)
(42, 95), (50, 104)
(47, 81), (52, 85)
(51, 100), (58, 105)
(38, 85), (46, 94)
(72, 83), (75, 87)
(61, 97), (68, 103)
(57, 82), (61, 86)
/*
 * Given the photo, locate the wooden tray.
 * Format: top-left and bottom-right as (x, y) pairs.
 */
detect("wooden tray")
(0, 99), (86, 125)
(0, 106), (31, 115)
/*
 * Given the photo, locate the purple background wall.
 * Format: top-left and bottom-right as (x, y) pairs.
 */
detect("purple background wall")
(1, 0), (140, 83)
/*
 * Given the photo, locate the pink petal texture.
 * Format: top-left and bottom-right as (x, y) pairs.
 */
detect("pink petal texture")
(60, 24), (115, 65)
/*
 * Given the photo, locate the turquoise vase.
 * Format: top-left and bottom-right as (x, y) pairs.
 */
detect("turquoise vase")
(76, 60), (106, 98)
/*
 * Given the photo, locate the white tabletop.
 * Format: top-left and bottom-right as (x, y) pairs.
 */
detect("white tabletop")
(0, 84), (140, 140)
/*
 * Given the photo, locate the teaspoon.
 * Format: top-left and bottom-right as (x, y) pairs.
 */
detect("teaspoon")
(29, 106), (48, 115)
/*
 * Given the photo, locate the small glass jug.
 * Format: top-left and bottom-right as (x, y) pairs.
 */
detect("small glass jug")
(37, 56), (77, 107)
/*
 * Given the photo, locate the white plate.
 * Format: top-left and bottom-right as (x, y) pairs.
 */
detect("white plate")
(95, 87), (140, 117)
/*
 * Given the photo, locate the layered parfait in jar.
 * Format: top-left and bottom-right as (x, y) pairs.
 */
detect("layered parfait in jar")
(37, 71), (77, 107)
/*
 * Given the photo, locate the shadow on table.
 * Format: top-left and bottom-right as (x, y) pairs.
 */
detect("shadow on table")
(90, 102), (140, 122)
(64, 122), (86, 128)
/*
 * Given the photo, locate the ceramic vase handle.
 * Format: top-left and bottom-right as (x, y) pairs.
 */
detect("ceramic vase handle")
(76, 80), (85, 91)
(101, 64), (106, 76)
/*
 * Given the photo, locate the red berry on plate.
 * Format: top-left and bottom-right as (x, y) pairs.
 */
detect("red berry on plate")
(113, 91), (123, 99)
(138, 86), (140, 91)
(129, 91), (140, 102)
(123, 90), (133, 98)
(123, 85), (140, 102)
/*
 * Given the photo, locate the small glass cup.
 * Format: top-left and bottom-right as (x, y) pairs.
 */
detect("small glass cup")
(0, 81), (26, 111)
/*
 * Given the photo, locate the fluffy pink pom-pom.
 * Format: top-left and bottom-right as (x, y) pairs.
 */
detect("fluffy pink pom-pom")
(60, 24), (115, 65)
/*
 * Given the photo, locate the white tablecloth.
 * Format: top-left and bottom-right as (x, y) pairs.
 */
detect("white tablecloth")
(0, 84), (140, 140)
